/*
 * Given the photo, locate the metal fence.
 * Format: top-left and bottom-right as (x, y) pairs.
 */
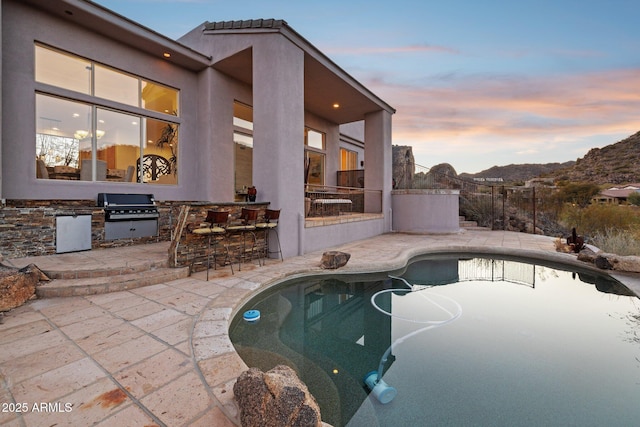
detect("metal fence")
(394, 163), (562, 235)
(305, 184), (382, 217)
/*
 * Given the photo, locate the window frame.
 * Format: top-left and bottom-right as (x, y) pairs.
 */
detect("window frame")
(304, 127), (326, 187)
(34, 44), (181, 184)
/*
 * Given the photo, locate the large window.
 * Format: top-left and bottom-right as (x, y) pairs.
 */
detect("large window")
(340, 148), (358, 170)
(233, 102), (253, 199)
(34, 45), (179, 184)
(304, 128), (325, 186)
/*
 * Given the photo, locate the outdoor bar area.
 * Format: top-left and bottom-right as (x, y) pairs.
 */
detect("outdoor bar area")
(0, 198), (273, 275)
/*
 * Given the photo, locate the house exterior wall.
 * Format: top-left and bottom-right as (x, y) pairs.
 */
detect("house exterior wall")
(2, 0), (205, 201)
(251, 34), (305, 258)
(0, 0), (395, 259)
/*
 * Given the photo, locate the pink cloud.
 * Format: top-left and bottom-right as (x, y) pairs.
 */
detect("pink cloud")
(361, 68), (640, 170)
(370, 68), (640, 139)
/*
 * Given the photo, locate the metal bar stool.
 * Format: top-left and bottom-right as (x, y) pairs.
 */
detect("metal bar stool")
(256, 209), (283, 263)
(226, 208), (260, 270)
(191, 210), (233, 280)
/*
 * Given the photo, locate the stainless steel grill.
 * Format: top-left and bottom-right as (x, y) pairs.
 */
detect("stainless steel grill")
(98, 193), (159, 240)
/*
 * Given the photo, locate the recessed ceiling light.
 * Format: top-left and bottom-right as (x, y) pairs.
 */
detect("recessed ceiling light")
(163, 52), (171, 58)
(332, 103), (340, 109)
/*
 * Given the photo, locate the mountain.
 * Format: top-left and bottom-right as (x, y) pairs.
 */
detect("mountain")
(544, 131), (640, 184)
(459, 162), (574, 184)
(459, 131), (640, 185)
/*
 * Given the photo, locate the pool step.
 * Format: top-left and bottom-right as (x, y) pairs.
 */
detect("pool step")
(36, 266), (190, 298)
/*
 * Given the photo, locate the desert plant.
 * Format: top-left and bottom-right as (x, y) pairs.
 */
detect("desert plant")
(560, 203), (640, 236)
(591, 227), (640, 256)
(555, 182), (601, 207)
(628, 192), (640, 206)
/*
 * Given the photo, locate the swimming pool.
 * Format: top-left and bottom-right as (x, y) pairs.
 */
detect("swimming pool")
(229, 255), (640, 426)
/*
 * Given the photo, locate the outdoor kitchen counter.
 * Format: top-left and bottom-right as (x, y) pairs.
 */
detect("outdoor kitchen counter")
(168, 201), (271, 271)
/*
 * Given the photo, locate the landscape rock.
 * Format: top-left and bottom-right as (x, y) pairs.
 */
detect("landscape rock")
(233, 365), (322, 427)
(594, 252), (640, 273)
(320, 251), (351, 269)
(0, 264), (49, 311)
(577, 247), (598, 263)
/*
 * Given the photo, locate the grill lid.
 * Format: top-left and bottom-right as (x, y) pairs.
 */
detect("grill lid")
(98, 193), (156, 207)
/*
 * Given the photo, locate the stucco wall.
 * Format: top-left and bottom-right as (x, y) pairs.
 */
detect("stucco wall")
(302, 216), (386, 255)
(391, 189), (461, 234)
(2, 0), (205, 201)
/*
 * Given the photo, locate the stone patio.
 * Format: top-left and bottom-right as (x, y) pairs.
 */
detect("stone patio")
(1, 230), (639, 426)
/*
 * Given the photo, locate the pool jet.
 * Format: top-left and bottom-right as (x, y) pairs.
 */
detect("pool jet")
(364, 275), (462, 404)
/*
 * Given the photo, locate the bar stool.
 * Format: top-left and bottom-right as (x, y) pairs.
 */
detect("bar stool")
(226, 208), (260, 270)
(191, 210), (233, 280)
(255, 209), (283, 263)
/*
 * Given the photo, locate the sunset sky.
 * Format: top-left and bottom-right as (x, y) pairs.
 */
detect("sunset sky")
(95, 0), (640, 174)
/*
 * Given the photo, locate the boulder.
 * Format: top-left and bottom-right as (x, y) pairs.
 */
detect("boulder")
(0, 264), (49, 311)
(594, 253), (640, 273)
(320, 251), (351, 269)
(233, 365), (322, 427)
(577, 247), (598, 263)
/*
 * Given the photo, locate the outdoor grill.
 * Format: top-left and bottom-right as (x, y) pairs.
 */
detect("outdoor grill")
(97, 193), (159, 240)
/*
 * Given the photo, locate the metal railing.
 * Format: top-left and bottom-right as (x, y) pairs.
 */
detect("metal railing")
(337, 169), (364, 188)
(305, 184), (382, 217)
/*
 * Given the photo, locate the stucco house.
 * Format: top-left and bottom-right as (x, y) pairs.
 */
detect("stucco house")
(593, 184), (640, 204)
(0, 0), (395, 260)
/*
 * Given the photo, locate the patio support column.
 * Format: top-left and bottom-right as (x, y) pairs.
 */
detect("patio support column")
(364, 109), (393, 232)
(252, 36), (305, 257)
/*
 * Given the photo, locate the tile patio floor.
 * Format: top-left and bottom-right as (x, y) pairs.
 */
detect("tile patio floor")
(1, 230), (639, 426)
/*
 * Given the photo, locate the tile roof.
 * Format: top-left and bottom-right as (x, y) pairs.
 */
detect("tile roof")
(203, 19), (287, 31)
(599, 188), (639, 199)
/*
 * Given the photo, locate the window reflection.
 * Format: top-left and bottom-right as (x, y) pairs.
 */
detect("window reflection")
(36, 94), (178, 183)
(95, 65), (139, 106)
(34, 44), (180, 184)
(35, 45), (91, 94)
(92, 109), (140, 182)
(305, 128), (326, 186)
(234, 101), (253, 198)
(36, 95), (89, 179)
(142, 81), (178, 115)
(142, 118), (178, 184)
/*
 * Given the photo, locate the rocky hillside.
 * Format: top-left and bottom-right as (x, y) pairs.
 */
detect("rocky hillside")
(458, 131), (640, 185)
(459, 162), (574, 184)
(544, 131), (640, 184)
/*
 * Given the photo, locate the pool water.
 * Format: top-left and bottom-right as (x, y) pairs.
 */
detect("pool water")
(230, 256), (640, 426)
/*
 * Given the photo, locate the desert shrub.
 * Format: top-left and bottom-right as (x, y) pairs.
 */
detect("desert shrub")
(560, 203), (640, 236)
(459, 194), (494, 228)
(628, 192), (640, 206)
(555, 182), (601, 207)
(591, 227), (640, 256)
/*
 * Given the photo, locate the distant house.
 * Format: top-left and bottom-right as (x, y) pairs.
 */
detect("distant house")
(0, 0), (395, 258)
(524, 178), (555, 188)
(593, 184), (640, 204)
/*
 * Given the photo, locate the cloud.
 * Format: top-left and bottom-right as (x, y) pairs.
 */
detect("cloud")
(360, 68), (640, 171)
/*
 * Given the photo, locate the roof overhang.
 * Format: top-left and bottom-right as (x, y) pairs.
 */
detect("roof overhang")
(20, 0), (211, 72)
(209, 21), (396, 124)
